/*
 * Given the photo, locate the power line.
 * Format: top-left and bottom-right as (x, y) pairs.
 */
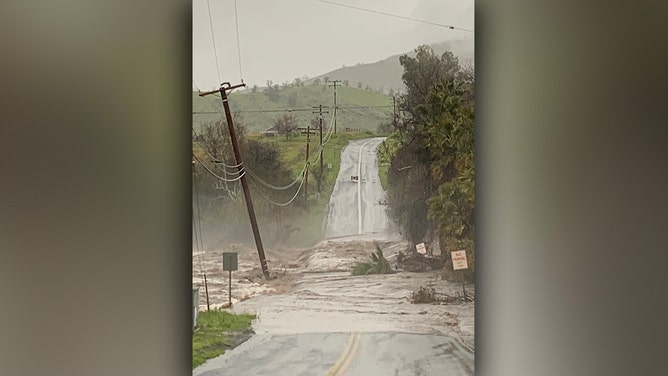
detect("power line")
(233, 0), (244, 84)
(337, 105), (393, 110)
(205, 0), (222, 83)
(191, 128), (243, 176)
(312, 0), (474, 32)
(193, 125), (309, 190)
(193, 107), (315, 115)
(249, 171), (306, 207)
(192, 162), (207, 292)
(247, 163), (308, 191)
(193, 154), (246, 182)
(193, 105), (393, 115)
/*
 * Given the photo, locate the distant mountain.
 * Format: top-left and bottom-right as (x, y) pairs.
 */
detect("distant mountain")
(306, 39), (474, 94)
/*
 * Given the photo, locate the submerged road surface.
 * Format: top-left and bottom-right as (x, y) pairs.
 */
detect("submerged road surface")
(325, 137), (390, 239)
(194, 138), (474, 375)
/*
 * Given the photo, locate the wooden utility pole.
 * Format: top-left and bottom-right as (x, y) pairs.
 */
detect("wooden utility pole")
(304, 125), (310, 201)
(199, 82), (270, 279)
(312, 105), (329, 194)
(298, 125), (315, 202)
(328, 80), (341, 134)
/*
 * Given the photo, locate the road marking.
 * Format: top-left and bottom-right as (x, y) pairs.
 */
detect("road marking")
(334, 332), (361, 376)
(357, 140), (373, 234)
(326, 332), (361, 376)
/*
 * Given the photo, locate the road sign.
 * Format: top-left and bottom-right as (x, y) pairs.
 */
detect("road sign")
(223, 252), (238, 271)
(416, 242), (427, 254)
(451, 250), (468, 270)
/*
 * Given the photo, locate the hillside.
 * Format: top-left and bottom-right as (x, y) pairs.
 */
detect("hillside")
(306, 39), (474, 94)
(193, 84), (393, 133)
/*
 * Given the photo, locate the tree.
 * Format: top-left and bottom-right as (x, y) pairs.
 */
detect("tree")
(398, 46), (461, 131)
(193, 112), (304, 244)
(273, 114), (299, 140)
(384, 44), (475, 281)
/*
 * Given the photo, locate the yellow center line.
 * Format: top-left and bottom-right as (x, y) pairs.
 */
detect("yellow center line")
(333, 332), (361, 376)
(326, 332), (361, 376)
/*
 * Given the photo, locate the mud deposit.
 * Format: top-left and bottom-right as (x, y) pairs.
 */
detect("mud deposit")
(193, 238), (474, 349)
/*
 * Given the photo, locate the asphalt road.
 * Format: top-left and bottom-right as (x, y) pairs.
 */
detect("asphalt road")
(194, 332), (473, 376)
(325, 137), (390, 239)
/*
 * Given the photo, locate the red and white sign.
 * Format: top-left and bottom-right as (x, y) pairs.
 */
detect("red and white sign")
(416, 242), (427, 254)
(451, 250), (468, 270)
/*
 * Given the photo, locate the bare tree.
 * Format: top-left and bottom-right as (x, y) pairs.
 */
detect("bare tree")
(273, 114), (299, 140)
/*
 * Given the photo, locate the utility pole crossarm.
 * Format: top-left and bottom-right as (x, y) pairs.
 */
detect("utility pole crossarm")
(198, 82), (246, 97)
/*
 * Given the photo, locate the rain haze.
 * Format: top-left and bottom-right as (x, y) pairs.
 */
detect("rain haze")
(193, 0), (474, 89)
(192, 2), (475, 374)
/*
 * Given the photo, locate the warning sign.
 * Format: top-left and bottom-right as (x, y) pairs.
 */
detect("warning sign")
(416, 242), (427, 254)
(451, 250), (468, 270)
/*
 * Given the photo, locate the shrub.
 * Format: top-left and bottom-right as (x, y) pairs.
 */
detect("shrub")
(351, 242), (393, 275)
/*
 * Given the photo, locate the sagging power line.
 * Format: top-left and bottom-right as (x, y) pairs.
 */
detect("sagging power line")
(312, 0), (474, 32)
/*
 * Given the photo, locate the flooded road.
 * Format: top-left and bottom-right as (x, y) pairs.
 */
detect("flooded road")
(193, 137), (474, 374)
(325, 137), (390, 238)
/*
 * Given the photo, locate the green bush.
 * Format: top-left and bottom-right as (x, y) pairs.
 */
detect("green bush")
(351, 243), (393, 275)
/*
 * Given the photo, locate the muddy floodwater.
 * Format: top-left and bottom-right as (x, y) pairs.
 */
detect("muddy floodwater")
(192, 137), (475, 351)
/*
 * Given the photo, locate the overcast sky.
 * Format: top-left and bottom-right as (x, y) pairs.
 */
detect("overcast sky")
(193, 0), (474, 90)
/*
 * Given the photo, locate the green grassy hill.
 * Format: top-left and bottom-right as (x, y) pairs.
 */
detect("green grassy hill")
(193, 84), (393, 134)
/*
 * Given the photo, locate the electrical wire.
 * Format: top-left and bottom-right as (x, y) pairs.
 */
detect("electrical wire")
(249, 170), (306, 207)
(191, 128), (244, 171)
(205, 0), (222, 83)
(194, 123), (310, 191)
(192, 163), (206, 288)
(311, 0), (474, 32)
(233, 0), (244, 84)
(193, 154), (246, 182)
(246, 162), (309, 191)
(193, 107), (316, 115)
(337, 105), (393, 110)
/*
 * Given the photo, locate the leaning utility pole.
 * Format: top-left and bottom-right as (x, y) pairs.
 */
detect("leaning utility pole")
(328, 80), (341, 134)
(199, 82), (270, 279)
(312, 104), (329, 194)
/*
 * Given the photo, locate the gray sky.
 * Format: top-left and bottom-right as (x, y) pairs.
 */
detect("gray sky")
(193, 0), (474, 90)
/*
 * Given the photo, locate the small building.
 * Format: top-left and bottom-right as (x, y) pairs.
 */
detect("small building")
(263, 126), (278, 137)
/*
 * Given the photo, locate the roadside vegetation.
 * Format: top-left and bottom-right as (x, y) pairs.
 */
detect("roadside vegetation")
(410, 285), (461, 304)
(192, 310), (256, 369)
(380, 45), (475, 281)
(351, 242), (393, 275)
(193, 110), (387, 248)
